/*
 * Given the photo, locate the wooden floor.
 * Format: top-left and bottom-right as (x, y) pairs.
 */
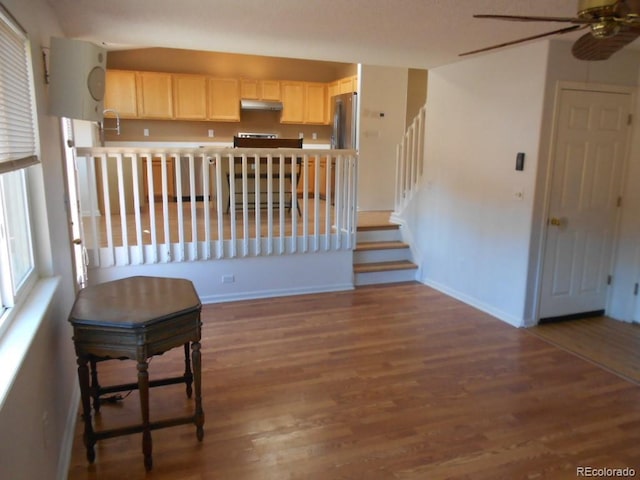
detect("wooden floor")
(67, 283), (640, 479)
(528, 316), (640, 384)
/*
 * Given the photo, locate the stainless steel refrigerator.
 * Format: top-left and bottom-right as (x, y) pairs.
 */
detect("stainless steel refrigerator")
(331, 92), (357, 149)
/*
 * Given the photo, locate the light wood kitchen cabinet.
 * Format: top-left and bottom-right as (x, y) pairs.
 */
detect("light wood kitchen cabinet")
(280, 81), (305, 124)
(144, 157), (175, 200)
(173, 74), (207, 120)
(339, 75), (357, 94)
(297, 157), (316, 197)
(328, 81), (340, 98)
(319, 157), (336, 202)
(304, 82), (327, 125)
(208, 77), (240, 121)
(261, 80), (282, 101)
(240, 79), (259, 99)
(297, 157), (335, 200)
(240, 79), (281, 101)
(282, 81), (328, 125)
(136, 72), (174, 119)
(327, 81), (339, 118)
(104, 70), (138, 118)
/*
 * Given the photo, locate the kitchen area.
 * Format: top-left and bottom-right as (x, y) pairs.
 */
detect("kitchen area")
(69, 45), (415, 301)
(102, 47), (358, 146)
(98, 47), (359, 212)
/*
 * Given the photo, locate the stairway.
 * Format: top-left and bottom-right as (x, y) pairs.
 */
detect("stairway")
(354, 212), (418, 286)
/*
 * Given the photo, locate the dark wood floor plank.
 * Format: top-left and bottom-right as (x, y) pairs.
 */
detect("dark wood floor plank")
(67, 283), (640, 479)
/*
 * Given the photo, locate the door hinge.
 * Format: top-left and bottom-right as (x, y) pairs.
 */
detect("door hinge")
(628, 114), (633, 126)
(607, 275), (612, 285)
(617, 196), (622, 208)
(634, 283), (639, 296)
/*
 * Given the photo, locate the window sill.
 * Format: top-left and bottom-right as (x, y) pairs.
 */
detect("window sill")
(0, 277), (61, 409)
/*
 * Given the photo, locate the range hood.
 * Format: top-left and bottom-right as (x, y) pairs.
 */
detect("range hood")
(240, 99), (283, 111)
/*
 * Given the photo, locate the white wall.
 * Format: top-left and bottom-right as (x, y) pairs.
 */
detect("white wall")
(88, 250), (355, 303)
(0, 1), (79, 479)
(415, 42), (550, 326)
(357, 65), (408, 211)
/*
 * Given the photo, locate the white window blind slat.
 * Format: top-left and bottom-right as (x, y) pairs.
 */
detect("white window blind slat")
(0, 2), (39, 172)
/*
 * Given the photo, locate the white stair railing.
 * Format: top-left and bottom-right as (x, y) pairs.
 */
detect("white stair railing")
(394, 105), (426, 215)
(74, 147), (358, 268)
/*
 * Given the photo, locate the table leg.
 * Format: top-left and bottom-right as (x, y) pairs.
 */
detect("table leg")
(191, 341), (204, 441)
(137, 359), (153, 470)
(89, 358), (101, 413)
(77, 356), (96, 463)
(183, 343), (193, 398)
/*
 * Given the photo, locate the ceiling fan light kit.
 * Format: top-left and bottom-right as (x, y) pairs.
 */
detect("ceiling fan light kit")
(460, 0), (640, 60)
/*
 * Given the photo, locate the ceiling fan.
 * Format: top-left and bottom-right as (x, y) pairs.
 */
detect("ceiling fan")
(460, 0), (640, 60)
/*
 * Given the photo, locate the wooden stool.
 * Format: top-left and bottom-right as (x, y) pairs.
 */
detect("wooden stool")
(68, 276), (204, 470)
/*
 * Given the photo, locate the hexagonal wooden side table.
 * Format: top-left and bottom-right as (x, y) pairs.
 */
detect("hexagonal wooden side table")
(68, 276), (204, 470)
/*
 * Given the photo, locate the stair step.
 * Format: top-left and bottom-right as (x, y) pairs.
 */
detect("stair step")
(355, 240), (409, 252)
(353, 260), (418, 274)
(357, 223), (400, 232)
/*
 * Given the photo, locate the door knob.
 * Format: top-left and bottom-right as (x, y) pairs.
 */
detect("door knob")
(549, 217), (562, 227)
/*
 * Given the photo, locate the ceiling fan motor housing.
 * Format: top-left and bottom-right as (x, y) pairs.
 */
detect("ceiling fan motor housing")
(577, 0), (619, 17)
(578, 0), (622, 37)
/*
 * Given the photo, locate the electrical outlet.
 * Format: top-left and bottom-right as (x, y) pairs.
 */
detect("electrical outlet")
(208, 129), (214, 138)
(222, 274), (235, 284)
(312, 132), (317, 140)
(143, 128), (149, 137)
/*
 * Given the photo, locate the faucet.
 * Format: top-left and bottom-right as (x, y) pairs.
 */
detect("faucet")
(99, 109), (121, 146)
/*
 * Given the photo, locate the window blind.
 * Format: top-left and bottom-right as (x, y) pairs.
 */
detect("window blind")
(0, 3), (39, 174)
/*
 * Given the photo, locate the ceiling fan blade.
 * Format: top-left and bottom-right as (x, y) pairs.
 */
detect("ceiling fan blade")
(572, 27), (640, 60)
(618, 0), (640, 15)
(460, 25), (585, 57)
(474, 14), (595, 24)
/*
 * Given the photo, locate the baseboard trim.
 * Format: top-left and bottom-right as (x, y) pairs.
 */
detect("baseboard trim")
(421, 278), (524, 328)
(57, 381), (80, 480)
(200, 283), (355, 304)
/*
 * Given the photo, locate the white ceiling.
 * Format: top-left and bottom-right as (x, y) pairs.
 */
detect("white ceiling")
(45, 0), (637, 68)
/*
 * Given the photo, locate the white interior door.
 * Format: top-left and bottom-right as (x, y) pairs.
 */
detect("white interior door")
(539, 87), (632, 320)
(61, 118), (88, 289)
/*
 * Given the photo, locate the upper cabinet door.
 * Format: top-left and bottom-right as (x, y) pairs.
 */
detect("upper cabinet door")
(208, 78), (240, 122)
(339, 76), (356, 94)
(173, 74), (207, 120)
(104, 70), (138, 118)
(304, 82), (327, 125)
(240, 79), (281, 101)
(240, 79), (259, 99)
(280, 81), (305, 124)
(137, 72), (174, 119)
(260, 80), (281, 101)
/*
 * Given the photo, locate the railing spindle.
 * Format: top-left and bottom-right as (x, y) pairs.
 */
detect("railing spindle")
(160, 153), (171, 261)
(130, 153), (144, 264)
(174, 154), (185, 261)
(84, 155), (100, 266)
(99, 153), (115, 266)
(266, 155), (274, 255)
(213, 153), (224, 258)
